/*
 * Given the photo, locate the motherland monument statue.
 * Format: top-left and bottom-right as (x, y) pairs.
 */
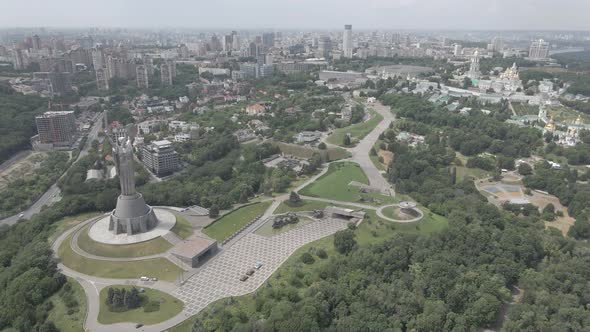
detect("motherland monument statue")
(108, 125), (158, 235)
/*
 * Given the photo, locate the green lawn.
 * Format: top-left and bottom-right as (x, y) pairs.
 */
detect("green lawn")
(77, 225), (172, 258)
(326, 110), (384, 146)
(46, 278), (86, 332)
(98, 285), (183, 325)
(270, 141), (351, 161)
(299, 162), (395, 206)
(171, 214), (193, 239)
(254, 216), (314, 236)
(300, 162), (368, 201)
(455, 166), (490, 181)
(59, 233), (184, 282)
(48, 212), (103, 243)
(202, 201), (272, 242)
(381, 206), (414, 220)
(357, 208), (448, 246)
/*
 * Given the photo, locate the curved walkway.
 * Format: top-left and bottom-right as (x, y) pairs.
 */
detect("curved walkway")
(376, 204), (424, 223)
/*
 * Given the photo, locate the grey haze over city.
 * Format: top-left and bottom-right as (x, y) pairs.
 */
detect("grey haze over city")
(2, 0), (590, 30)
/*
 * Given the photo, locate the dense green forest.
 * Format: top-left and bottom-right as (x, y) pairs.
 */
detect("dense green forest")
(0, 83), (46, 163)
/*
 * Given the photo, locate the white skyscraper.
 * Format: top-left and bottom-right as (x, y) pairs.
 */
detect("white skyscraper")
(343, 24), (353, 58)
(529, 39), (550, 59)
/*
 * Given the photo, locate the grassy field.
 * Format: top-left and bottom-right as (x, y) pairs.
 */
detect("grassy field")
(270, 141), (351, 161)
(203, 202), (272, 242)
(171, 214), (193, 239)
(46, 278), (86, 332)
(357, 208), (448, 246)
(59, 233), (184, 281)
(455, 166), (491, 181)
(512, 103), (539, 116)
(77, 226), (172, 258)
(98, 285), (183, 325)
(300, 162), (395, 206)
(381, 206), (414, 220)
(300, 162), (368, 201)
(254, 216), (314, 236)
(48, 212), (103, 243)
(326, 110), (384, 146)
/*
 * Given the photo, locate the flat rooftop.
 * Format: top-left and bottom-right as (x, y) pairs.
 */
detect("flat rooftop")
(171, 236), (217, 259)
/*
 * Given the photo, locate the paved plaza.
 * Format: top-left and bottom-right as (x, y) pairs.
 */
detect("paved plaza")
(175, 217), (349, 315)
(88, 208), (176, 244)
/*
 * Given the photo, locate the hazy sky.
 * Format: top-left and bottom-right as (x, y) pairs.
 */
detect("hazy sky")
(2, 0), (590, 30)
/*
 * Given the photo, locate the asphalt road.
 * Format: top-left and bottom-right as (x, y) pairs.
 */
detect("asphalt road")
(0, 113), (103, 227)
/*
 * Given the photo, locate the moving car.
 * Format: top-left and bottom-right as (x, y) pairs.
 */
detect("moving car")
(139, 276), (149, 281)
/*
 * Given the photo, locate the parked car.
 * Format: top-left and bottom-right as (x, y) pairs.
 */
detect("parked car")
(240, 275), (249, 281)
(135, 323), (144, 328)
(151, 277), (158, 281)
(139, 276), (149, 281)
(255, 262), (263, 269)
(246, 268), (255, 276)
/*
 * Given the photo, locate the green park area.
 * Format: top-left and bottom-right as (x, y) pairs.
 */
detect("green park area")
(46, 278), (87, 332)
(300, 162), (395, 206)
(203, 201), (272, 241)
(98, 285), (183, 325)
(327, 110), (383, 146)
(77, 225), (173, 258)
(59, 233), (184, 282)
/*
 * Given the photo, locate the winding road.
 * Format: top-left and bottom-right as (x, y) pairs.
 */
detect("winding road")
(0, 112), (104, 227)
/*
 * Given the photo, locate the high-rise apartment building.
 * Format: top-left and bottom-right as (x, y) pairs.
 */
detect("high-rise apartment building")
(160, 60), (174, 86)
(491, 37), (505, 52)
(48, 70), (72, 96)
(136, 64), (149, 89)
(529, 39), (549, 59)
(343, 25), (353, 58)
(141, 140), (179, 177)
(262, 32), (275, 49)
(317, 36), (332, 58)
(96, 68), (109, 91)
(32, 34), (41, 50)
(35, 111), (76, 147)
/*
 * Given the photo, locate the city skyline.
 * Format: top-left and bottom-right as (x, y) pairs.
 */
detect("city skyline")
(2, 0), (590, 31)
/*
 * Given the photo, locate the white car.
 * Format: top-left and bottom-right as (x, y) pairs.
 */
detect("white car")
(139, 276), (149, 281)
(18, 213), (24, 219)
